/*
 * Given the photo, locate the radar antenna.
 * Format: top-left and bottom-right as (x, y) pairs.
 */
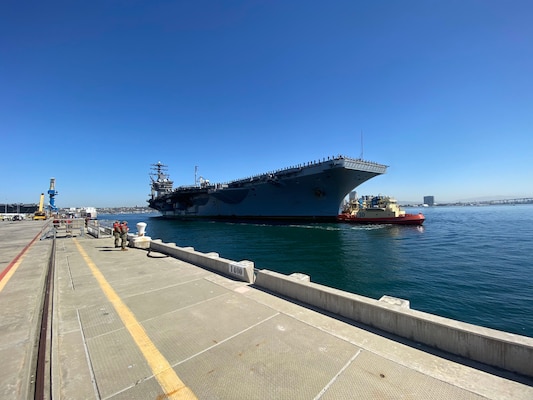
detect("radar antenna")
(360, 130), (364, 160)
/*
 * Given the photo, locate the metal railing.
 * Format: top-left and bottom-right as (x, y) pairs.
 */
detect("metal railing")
(39, 218), (86, 239)
(86, 220), (113, 238)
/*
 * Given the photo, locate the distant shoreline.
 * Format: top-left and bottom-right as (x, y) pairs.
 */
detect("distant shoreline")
(3, 199), (532, 218)
(401, 198), (533, 207)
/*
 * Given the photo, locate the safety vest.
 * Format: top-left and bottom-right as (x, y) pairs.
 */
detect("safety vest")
(120, 223), (129, 233)
(113, 222), (120, 232)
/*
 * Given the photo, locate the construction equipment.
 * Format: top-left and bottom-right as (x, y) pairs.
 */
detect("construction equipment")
(48, 178), (58, 212)
(34, 193), (47, 220)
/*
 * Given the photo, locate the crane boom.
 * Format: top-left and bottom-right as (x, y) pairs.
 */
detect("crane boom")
(34, 193), (47, 220)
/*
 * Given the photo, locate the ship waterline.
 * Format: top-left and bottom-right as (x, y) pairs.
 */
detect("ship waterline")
(148, 156), (388, 220)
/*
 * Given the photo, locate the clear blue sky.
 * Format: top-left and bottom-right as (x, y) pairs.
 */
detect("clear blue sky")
(1, 1), (532, 207)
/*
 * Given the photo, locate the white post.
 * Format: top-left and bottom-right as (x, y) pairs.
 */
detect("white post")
(136, 222), (147, 236)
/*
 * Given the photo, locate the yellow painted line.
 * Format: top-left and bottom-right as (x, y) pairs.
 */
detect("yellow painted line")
(0, 257), (24, 293)
(73, 239), (197, 400)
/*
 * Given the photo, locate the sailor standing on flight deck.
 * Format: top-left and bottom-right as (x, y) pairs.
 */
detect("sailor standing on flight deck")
(113, 220), (121, 248)
(120, 221), (129, 251)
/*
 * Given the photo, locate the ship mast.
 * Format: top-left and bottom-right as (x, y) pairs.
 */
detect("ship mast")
(360, 130), (364, 160)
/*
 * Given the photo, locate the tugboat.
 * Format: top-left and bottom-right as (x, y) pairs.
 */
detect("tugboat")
(337, 195), (425, 225)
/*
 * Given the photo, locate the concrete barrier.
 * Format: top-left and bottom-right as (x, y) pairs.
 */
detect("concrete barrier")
(128, 234), (151, 249)
(149, 239), (255, 283)
(254, 269), (533, 378)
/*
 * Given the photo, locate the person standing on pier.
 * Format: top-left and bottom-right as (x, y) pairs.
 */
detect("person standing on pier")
(120, 221), (129, 251)
(113, 220), (121, 248)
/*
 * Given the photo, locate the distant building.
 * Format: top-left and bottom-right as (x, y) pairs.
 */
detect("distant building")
(0, 203), (39, 214)
(423, 196), (435, 206)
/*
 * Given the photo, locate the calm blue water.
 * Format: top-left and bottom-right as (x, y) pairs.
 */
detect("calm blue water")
(102, 205), (533, 338)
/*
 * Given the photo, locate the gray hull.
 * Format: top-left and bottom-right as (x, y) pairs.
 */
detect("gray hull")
(148, 157), (387, 220)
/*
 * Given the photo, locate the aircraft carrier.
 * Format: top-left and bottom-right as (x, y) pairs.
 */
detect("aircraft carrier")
(148, 155), (388, 220)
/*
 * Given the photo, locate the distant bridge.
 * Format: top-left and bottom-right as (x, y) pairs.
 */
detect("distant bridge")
(467, 198), (533, 205)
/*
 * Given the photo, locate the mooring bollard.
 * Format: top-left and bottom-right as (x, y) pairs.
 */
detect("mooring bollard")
(129, 222), (151, 249)
(136, 222), (147, 236)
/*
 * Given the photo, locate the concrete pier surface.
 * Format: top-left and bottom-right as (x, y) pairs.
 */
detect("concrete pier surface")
(1, 220), (533, 399)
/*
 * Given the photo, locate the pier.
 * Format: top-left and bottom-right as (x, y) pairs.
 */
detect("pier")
(1, 220), (533, 399)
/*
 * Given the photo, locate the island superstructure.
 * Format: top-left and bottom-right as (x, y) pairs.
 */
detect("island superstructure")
(148, 156), (387, 220)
